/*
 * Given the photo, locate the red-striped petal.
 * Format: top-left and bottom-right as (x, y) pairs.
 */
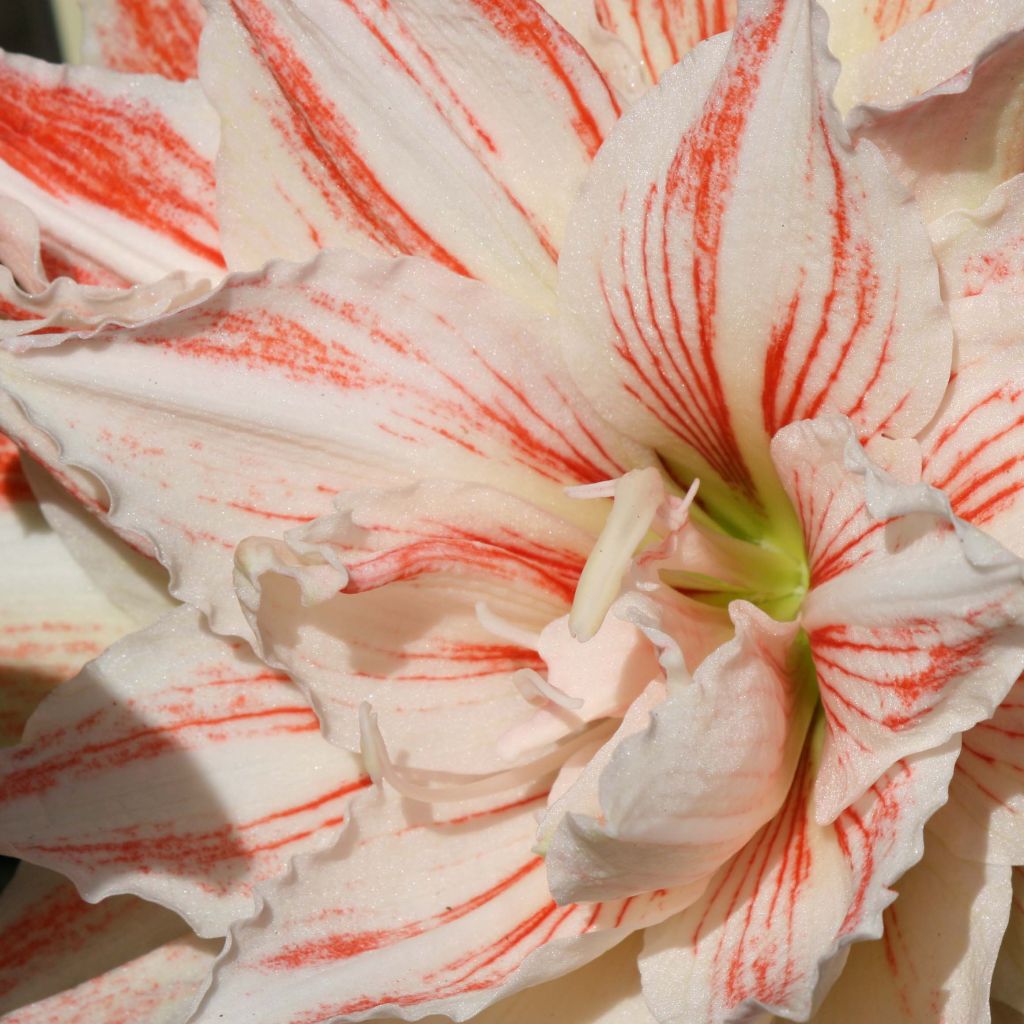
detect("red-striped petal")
(236, 479), (596, 774)
(559, 0), (949, 538)
(0, 863), (190, 1015)
(639, 724), (961, 1023)
(813, 830), (1012, 1024)
(201, 0), (620, 308)
(0, 605), (367, 936)
(80, 0), (206, 81)
(0, 52), (223, 283)
(774, 417), (1024, 823)
(191, 785), (689, 1023)
(0, 250), (645, 637)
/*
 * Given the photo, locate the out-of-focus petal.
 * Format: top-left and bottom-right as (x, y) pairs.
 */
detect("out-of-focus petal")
(0, 435), (137, 745)
(559, 0), (949, 539)
(639, 726), (960, 1023)
(852, 26), (1024, 220)
(0, 606), (367, 937)
(236, 479), (597, 774)
(542, 601), (812, 902)
(774, 416), (1024, 823)
(0, 250), (645, 637)
(200, 0), (620, 309)
(0, 53), (223, 282)
(812, 831), (1012, 1024)
(191, 785), (689, 1023)
(0, 862), (187, 1014)
(80, 0), (206, 81)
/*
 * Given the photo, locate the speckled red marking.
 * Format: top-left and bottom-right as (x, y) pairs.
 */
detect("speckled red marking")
(0, 61), (223, 268)
(871, 0), (947, 42)
(90, 0), (205, 80)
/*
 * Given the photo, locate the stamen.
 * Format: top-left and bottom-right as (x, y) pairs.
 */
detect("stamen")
(569, 467), (666, 642)
(474, 601), (541, 651)
(513, 668), (584, 710)
(358, 702), (612, 804)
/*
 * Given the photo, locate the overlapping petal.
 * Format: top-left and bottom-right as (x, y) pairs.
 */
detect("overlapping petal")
(993, 866), (1024, 1015)
(192, 785), (688, 1023)
(79, 0), (206, 81)
(0, 52), (223, 283)
(0, 250), (644, 636)
(200, 0), (621, 308)
(559, 0), (950, 538)
(774, 416), (1024, 822)
(813, 830), (1012, 1024)
(0, 605), (367, 936)
(639, 725), (960, 1023)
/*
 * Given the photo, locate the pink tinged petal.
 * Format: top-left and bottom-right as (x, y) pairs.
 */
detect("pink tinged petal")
(0, 251), (643, 637)
(0, 52), (223, 283)
(774, 417), (1024, 823)
(200, 0), (620, 308)
(559, 0), (950, 536)
(543, 601), (813, 903)
(812, 831), (1012, 1024)
(0, 863), (188, 1014)
(931, 176), (1024, 301)
(638, 724), (961, 1023)
(0, 605), (368, 937)
(929, 675), (1024, 865)
(2, 935), (218, 1024)
(79, 0), (206, 81)
(236, 479), (597, 774)
(851, 25), (1024, 222)
(0, 438), (138, 746)
(191, 786), (689, 1024)
(993, 866), (1024, 1013)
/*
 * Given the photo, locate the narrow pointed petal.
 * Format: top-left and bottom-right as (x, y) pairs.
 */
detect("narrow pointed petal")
(0, 606), (367, 936)
(559, 0), (950, 536)
(0, 251), (643, 637)
(993, 867), (1024, 1013)
(3, 935), (218, 1024)
(0, 53), (223, 283)
(813, 831), (1012, 1024)
(200, 0), (620, 308)
(543, 601), (812, 902)
(237, 479), (598, 773)
(639, 726), (961, 1023)
(0, 863), (188, 1014)
(0, 436), (138, 745)
(774, 416), (1024, 823)
(80, 0), (206, 81)
(852, 25), (1024, 221)
(192, 786), (689, 1023)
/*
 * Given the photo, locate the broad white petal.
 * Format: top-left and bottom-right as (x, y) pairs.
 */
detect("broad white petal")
(0, 606), (367, 937)
(560, 0), (949, 538)
(201, 0), (620, 309)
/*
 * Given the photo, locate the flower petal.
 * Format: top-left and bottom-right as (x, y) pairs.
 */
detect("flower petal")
(773, 416), (1024, 823)
(812, 830), (1012, 1024)
(639, 723), (960, 1023)
(0, 605), (367, 936)
(559, 0), (949, 537)
(0, 250), (643, 636)
(200, 0), (620, 308)
(543, 600), (813, 902)
(0, 52), (223, 283)
(2, 934), (218, 1024)
(236, 479), (598, 773)
(80, 0), (206, 81)
(0, 436), (138, 745)
(191, 785), (688, 1023)
(993, 866), (1024, 1014)
(851, 24), (1024, 221)
(0, 862), (188, 1014)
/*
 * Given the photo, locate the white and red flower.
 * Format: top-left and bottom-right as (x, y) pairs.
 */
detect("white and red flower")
(3, 0), (1024, 1022)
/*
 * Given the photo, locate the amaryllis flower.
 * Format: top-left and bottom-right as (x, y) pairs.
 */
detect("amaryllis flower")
(2, 1), (1024, 1023)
